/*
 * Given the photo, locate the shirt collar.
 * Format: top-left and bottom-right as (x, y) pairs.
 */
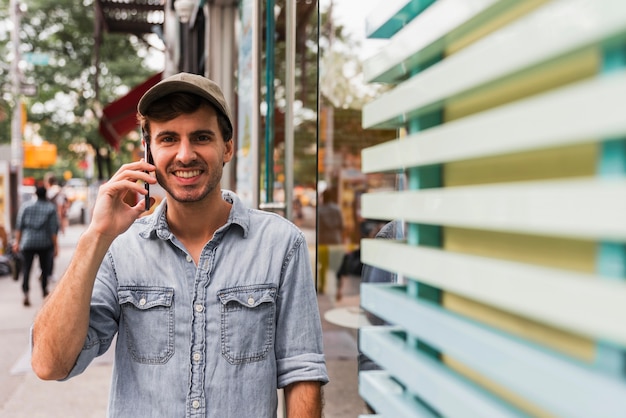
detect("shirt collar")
(138, 190), (250, 240)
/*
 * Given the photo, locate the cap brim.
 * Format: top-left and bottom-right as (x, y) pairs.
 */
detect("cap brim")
(138, 81), (220, 117)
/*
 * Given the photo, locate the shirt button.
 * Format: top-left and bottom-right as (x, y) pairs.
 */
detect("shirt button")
(193, 352), (201, 361)
(139, 298), (146, 306)
(186, 255), (192, 262)
(247, 297), (255, 306)
(192, 400), (200, 409)
(195, 304), (204, 313)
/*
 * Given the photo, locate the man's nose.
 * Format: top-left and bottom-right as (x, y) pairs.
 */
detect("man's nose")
(176, 139), (197, 163)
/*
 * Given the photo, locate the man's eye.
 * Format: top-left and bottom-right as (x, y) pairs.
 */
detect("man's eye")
(161, 136), (175, 143)
(196, 135), (211, 142)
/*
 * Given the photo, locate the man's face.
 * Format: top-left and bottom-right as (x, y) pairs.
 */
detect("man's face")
(148, 105), (233, 204)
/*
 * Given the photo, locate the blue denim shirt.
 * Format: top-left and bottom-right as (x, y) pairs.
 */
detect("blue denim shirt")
(65, 190), (328, 417)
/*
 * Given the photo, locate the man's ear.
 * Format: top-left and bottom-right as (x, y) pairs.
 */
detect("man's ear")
(223, 139), (234, 163)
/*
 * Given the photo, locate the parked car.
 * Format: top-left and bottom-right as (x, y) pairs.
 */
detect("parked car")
(63, 178), (88, 203)
(67, 199), (86, 225)
(63, 178), (88, 224)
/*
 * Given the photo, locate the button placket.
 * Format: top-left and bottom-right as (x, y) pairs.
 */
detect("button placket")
(187, 248), (213, 417)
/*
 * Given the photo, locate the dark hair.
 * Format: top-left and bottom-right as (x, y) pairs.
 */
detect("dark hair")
(44, 172), (58, 186)
(36, 186), (47, 200)
(322, 187), (338, 204)
(138, 93), (233, 143)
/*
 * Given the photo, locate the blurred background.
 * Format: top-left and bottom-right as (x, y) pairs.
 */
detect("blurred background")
(2, 0), (626, 417)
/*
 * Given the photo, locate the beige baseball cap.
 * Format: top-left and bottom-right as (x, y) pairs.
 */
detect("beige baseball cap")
(138, 72), (233, 132)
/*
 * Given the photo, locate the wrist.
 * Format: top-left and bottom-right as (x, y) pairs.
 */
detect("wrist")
(83, 225), (117, 248)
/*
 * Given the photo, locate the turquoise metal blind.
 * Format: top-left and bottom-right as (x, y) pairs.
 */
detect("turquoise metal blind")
(358, 0), (626, 416)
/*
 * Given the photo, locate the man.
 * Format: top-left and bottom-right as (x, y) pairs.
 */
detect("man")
(317, 187), (343, 294)
(44, 173), (69, 284)
(13, 186), (59, 306)
(0, 222), (7, 255)
(0, 222), (11, 277)
(31, 73), (328, 417)
(44, 173), (69, 234)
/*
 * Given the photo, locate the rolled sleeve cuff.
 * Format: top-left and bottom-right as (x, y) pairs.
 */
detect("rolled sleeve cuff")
(277, 353), (329, 388)
(60, 328), (108, 381)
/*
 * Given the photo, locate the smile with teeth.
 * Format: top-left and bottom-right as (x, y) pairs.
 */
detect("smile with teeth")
(174, 170), (201, 179)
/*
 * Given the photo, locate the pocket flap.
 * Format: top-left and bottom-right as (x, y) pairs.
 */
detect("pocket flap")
(118, 286), (174, 310)
(218, 285), (277, 308)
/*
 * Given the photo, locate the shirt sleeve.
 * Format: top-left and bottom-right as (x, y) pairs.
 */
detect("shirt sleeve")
(15, 206), (25, 232)
(49, 205), (60, 235)
(62, 252), (121, 380)
(274, 233), (329, 388)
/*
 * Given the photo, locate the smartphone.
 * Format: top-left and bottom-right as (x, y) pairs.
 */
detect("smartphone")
(144, 141), (152, 211)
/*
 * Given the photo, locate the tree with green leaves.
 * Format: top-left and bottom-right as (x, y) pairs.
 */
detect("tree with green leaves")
(0, 0), (160, 181)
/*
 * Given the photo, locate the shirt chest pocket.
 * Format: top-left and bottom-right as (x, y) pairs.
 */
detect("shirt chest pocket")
(218, 285), (277, 365)
(118, 286), (175, 364)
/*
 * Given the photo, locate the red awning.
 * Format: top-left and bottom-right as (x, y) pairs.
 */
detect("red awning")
(98, 72), (162, 149)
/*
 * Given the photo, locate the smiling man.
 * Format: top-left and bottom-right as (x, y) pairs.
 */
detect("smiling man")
(31, 73), (328, 417)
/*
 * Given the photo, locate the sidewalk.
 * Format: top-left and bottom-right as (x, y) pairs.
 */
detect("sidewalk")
(0, 224), (367, 417)
(0, 224), (112, 418)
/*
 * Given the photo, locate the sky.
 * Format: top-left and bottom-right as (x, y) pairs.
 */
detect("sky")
(321, 0), (388, 59)
(323, 0), (378, 38)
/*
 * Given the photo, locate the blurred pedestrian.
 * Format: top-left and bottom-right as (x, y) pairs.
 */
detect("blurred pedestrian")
(31, 72), (328, 417)
(13, 185), (59, 306)
(293, 195), (304, 226)
(335, 220), (385, 301)
(0, 223), (10, 277)
(317, 187), (343, 294)
(0, 222), (8, 255)
(44, 173), (69, 234)
(44, 173), (70, 282)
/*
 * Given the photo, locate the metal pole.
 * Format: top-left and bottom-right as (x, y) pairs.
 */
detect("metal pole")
(9, 0), (22, 231)
(264, 0), (275, 203)
(284, 0), (295, 221)
(10, 0), (22, 171)
(324, 0), (334, 186)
